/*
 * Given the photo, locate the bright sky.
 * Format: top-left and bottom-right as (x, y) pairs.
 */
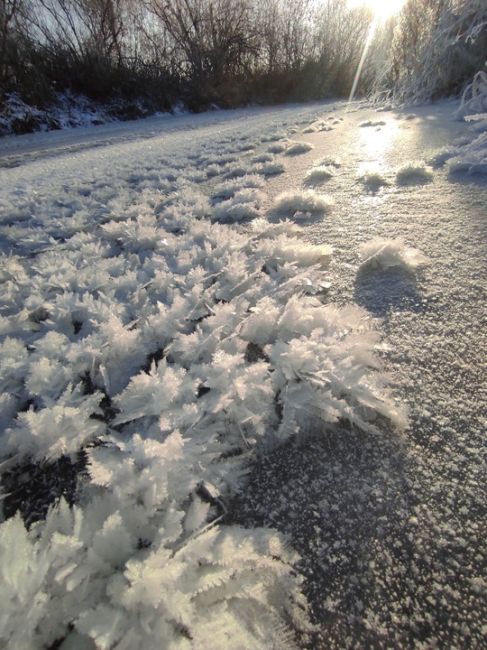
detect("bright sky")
(347, 0), (406, 20)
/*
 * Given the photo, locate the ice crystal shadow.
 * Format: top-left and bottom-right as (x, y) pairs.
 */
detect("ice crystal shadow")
(228, 423), (413, 648)
(354, 268), (427, 317)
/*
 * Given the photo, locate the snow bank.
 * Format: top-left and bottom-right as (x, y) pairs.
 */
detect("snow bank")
(455, 70), (487, 120)
(270, 190), (334, 220)
(0, 92), (162, 136)
(395, 161), (434, 185)
(359, 237), (429, 273)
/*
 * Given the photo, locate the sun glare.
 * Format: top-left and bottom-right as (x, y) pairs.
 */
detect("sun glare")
(348, 0), (406, 20)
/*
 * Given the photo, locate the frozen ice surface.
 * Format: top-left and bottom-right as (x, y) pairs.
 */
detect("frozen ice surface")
(0, 99), (486, 649)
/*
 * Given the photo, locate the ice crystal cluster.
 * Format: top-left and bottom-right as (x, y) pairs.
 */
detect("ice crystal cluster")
(359, 238), (429, 273)
(0, 121), (406, 649)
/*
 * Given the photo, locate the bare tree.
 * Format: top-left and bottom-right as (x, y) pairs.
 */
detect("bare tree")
(0, 0), (27, 84)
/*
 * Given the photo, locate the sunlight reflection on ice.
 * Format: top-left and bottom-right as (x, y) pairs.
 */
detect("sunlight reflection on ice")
(358, 120), (398, 165)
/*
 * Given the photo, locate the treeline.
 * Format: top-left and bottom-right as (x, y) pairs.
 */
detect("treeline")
(0, 0), (373, 114)
(1, 0), (486, 129)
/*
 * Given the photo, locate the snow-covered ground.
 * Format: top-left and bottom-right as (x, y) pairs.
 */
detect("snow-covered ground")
(0, 99), (486, 649)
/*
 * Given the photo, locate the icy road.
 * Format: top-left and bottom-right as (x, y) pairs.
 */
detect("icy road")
(0, 100), (486, 649)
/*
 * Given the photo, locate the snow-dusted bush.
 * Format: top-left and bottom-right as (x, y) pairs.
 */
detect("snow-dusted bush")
(359, 237), (429, 273)
(270, 190), (334, 220)
(455, 70), (487, 119)
(319, 157), (341, 168)
(395, 161), (434, 185)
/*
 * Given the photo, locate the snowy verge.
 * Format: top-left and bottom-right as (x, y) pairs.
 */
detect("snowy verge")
(0, 92), (173, 137)
(430, 92), (487, 177)
(432, 119), (487, 176)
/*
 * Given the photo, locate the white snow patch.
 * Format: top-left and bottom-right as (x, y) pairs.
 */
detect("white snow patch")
(261, 131), (287, 143)
(0, 103), (414, 650)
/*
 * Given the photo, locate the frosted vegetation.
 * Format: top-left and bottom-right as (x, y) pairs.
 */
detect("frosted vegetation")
(0, 119), (411, 648)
